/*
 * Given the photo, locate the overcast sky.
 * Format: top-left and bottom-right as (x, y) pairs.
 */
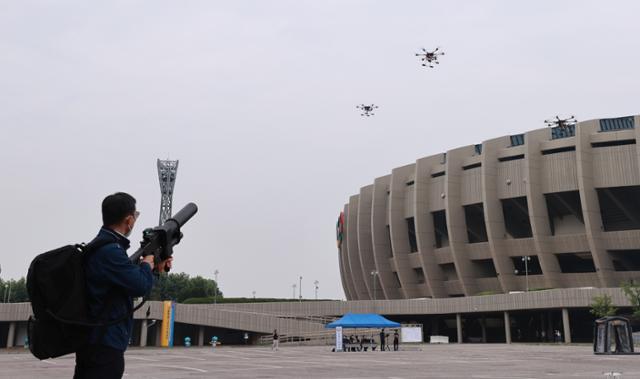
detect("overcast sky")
(1, 1), (639, 299)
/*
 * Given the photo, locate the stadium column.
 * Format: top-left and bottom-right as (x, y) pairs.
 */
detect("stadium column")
(456, 314), (463, 343)
(481, 137), (518, 293)
(348, 195), (370, 300)
(155, 324), (162, 346)
(6, 322), (15, 348)
(389, 164), (423, 299)
(445, 147), (479, 296)
(562, 308), (571, 343)
(198, 326), (204, 346)
(504, 311), (511, 344)
(524, 129), (563, 289)
(575, 119), (615, 287)
(357, 185), (378, 299)
(415, 155), (447, 298)
(372, 175), (402, 299)
(140, 320), (147, 347)
(340, 204), (357, 300)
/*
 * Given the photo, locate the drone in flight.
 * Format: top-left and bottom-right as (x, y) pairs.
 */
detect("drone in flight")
(545, 115), (577, 128)
(415, 47), (445, 68)
(357, 104), (379, 117)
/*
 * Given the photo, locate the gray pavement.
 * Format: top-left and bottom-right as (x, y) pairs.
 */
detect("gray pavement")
(1, 344), (639, 379)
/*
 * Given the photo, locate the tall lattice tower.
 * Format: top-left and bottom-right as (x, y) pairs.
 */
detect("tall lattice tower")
(157, 159), (179, 225)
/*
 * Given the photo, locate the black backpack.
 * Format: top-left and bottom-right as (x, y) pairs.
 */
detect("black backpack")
(26, 239), (137, 360)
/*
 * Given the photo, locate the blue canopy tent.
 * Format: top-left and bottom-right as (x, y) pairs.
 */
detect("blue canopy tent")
(326, 314), (400, 352)
(326, 313), (400, 329)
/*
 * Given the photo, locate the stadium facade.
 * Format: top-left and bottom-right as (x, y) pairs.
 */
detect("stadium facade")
(338, 115), (640, 300)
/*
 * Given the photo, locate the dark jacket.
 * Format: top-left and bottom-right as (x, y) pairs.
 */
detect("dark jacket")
(85, 227), (154, 351)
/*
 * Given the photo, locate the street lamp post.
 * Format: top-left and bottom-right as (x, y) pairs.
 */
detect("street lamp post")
(4, 282), (11, 303)
(214, 269), (219, 304)
(370, 270), (379, 301)
(314, 280), (319, 300)
(252, 290), (256, 300)
(516, 256), (531, 292)
(299, 276), (302, 303)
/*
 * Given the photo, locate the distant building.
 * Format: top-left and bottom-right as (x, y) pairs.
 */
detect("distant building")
(338, 115), (640, 299)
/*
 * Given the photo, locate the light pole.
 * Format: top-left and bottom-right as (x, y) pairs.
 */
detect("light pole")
(370, 270), (379, 301)
(214, 269), (219, 304)
(4, 282), (11, 303)
(299, 276), (302, 303)
(314, 280), (319, 300)
(252, 290), (256, 300)
(515, 256), (531, 292)
(292, 284), (297, 299)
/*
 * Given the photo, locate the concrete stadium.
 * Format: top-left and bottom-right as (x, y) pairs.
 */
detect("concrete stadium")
(2, 114), (640, 366)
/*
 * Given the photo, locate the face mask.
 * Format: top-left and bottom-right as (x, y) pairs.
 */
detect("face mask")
(124, 218), (134, 237)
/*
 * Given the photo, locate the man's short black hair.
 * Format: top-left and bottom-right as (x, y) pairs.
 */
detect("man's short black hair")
(102, 192), (137, 226)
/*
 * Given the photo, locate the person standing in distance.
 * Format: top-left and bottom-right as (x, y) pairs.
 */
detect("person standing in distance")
(272, 329), (279, 351)
(74, 192), (172, 379)
(379, 329), (386, 352)
(393, 330), (399, 351)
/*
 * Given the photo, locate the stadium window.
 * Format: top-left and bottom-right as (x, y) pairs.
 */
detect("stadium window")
(544, 191), (585, 236)
(392, 272), (402, 287)
(608, 250), (640, 271)
(413, 267), (426, 284)
(463, 162), (481, 170)
(596, 186), (640, 231)
(439, 263), (459, 281)
(599, 116), (635, 132)
(501, 197), (533, 238)
(591, 139), (636, 148)
(511, 256), (543, 275)
(555, 252), (596, 273)
(498, 154), (525, 162)
(541, 146), (576, 155)
(510, 134), (525, 146)
(551, 125), (575, 139)
(463, 203), (488, 243)
(432, 210), (449, 248)
(406, 217), (418, 253)
(472, 259), (498, 278)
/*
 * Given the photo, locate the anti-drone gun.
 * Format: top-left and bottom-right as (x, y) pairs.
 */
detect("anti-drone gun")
(129, 202), (198, 272)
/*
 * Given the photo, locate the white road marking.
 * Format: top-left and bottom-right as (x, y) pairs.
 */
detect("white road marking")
(156, 354), (207, 361)
(41, 359), (57, 365)
(127, 356), (160, 362)
(155, 364), (208, 373)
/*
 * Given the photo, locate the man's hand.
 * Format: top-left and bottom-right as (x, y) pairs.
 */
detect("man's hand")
(156, 257), (173, 273)
(141, 255), (154, 270)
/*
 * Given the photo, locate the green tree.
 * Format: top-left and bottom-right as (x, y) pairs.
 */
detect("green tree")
(621, 280), (640, 319)
(149, 273), (222, 303)
(0, 277), (29, 303)
(177, 276), (218, 302)
(590, 294), (617, 318)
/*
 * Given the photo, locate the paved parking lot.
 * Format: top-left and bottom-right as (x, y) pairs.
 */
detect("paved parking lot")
(1, 344), (639, 379)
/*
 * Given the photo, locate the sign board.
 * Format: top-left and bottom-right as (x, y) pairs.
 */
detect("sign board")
(430, 335), (449, 344)
(401, 326), (423, 343)
(335, 326), (343, 352)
